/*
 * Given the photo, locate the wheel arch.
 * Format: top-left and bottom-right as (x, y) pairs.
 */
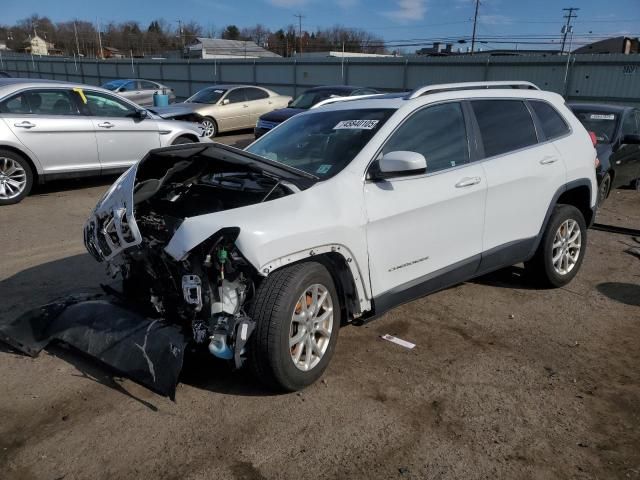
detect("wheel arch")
(0, 144), (41, 183)
(259, 245), (371, 320)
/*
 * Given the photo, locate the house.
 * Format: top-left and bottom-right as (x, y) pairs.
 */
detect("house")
(573, 36), (639, 55)
(24, 34), (49, 56)
(101, 46), (125, 59)
(0, 41), (9, 51)
(185, 38), (280, 59)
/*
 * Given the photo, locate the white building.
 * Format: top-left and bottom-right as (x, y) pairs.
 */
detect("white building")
(185, 38), (280, 59)
(24, 35), (49, 56)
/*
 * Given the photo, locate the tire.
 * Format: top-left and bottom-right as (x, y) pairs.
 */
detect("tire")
(171, 136), (194, 145)
(200, 117), (217, 138)
(248, 262), (341, 392)
(632, 178), (640, 192)
(597, 173), (611, 208)
(525, 205), (587, 288)
(0, 149), (33, 206)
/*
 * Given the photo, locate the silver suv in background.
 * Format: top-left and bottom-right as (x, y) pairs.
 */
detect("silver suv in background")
(102, 79), (176, 106)
(0, 79), (207, 205)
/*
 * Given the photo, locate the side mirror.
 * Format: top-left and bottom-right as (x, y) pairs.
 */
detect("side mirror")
(622, 133), (640, 145)
(372, 151), (427, 181)
(222, 98), (230, 105)
(134, 109), (148, 119)
(287, 99), (293, 107)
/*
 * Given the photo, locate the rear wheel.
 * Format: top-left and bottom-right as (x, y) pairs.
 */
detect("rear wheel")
(632, 178), (640, 191)
(249, 262), (340, 391)
(0, 150), (33, 205)
(525, 205), (587, 287)
(597, 173), (611, 208)
(201, 117), (217, 138)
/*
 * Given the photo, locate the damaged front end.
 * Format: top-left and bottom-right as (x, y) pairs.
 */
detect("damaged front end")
(1, 143), (314, 396)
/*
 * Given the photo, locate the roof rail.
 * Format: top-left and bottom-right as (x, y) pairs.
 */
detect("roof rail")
(311, 93), (385, 109)
(407, 81), (540, 99)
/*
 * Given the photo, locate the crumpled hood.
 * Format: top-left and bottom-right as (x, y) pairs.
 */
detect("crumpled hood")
(150, 103), (200, 119)
(260, 107), (305, 123)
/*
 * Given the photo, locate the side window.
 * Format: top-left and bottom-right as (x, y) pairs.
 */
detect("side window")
(529, 100), (570, 140)
(82, 91), (136, 117)
(0, 93), (30, 114)
(119, 81), (137, 92)
(226, 89), (247, 104)
(472, 100), (538, 158)
(0, 90), (78, 115)
(382, 102), (469, 173)
(245, 88), (269, 101)
(140, 81), (159, 90)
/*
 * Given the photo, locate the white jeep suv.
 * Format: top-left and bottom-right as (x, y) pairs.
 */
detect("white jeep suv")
(82, 81), (597, 392)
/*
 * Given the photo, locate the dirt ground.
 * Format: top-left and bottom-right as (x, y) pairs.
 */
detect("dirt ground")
(1, 135), (639, 480)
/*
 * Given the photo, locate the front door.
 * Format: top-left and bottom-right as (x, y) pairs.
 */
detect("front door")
(0, 88), (99, 174)
(218, 88), (252, 131)
(611, 109), (640, 187)
(364, 102), (487, 300)
(80, 90), (160, 172)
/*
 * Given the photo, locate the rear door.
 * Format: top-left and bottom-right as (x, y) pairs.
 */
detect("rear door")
(244, 87), (273, 126)
(80, 90), (160, 172)
(471, 99), (566, 258)
(0, 88), (99, 174)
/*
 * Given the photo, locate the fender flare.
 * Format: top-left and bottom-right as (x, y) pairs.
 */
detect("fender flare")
(259, 244), (372, 315)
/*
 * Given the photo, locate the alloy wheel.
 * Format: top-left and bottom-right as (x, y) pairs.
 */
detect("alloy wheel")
(551, 219), (582, 276)
(201, 119), (216, 137)
(0, 157), (27, 200)
(289, 284), (334, 372)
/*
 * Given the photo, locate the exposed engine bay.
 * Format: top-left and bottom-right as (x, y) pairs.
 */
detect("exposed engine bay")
(0, 144), (316, 396)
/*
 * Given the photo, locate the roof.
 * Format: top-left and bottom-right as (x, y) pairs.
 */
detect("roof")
(304, 85), (364, 93)
(190, 38), (280, 58)
(568, 102), (632, 113)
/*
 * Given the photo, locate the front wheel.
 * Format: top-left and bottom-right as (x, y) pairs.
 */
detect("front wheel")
(0, 150), (33, 206)
(525, 205), (587, 288)
(597, 173), (611, 208)
(200, 117), (217, 138)
(249, 262), (340, 392)
(632, 178), (640, 192)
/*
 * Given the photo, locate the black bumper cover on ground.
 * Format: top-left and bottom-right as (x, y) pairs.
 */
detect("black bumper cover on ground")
(0, 294), (187, 398)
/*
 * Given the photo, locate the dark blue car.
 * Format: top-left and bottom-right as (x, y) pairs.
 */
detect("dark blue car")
(254, 85), (379, 138)
(569, 103), (640, 206)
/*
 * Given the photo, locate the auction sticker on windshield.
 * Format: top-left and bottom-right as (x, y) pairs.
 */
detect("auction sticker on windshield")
(590, 114), (615, 120)
(334, 120), (380, 129)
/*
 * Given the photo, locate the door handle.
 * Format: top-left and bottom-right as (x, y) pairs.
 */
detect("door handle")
(14, 121), (35, 129)
(455, 176), (481, 188)
(540, 156), (559, 165)
(97, 122), (114, 129)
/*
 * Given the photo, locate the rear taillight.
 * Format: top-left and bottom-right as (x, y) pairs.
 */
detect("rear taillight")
(595, 157), (600, 168)
(588, 131), (597, 147)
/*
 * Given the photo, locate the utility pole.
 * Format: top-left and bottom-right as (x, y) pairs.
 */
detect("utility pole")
(470, 0), (480, 55)
(294, 13), (305, 56)
(177, 20), (185, 55)
(73, 21), (81, 57)
(560, 7), (579, 54)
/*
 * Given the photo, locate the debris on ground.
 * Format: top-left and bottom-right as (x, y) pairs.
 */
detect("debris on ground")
(381, 334), (416, 350)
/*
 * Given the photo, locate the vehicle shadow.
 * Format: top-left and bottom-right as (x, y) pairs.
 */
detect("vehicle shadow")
(596, 282), (640, 307)
(471, 265), (542, 290)
(0, 253), (276, 401)
(31, 175), (119, 196)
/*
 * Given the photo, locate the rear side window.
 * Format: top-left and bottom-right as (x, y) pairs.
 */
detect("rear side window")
(529, 101), (570, 140)
(0, 90), (79, 115)
(226, 89), (247, 104)
(382, 102), (469, 173)
(472, 100), (538, 158)
(245, 88), (269, 101)
(140, 81), (159, 90)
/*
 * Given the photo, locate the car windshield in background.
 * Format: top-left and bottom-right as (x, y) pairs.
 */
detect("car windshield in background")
(246, 108), (395, 178)
(289, 91), (339, 109)
(102, 80), (128, 91)
(572, 110), (619, 143)
(187, 88), (227, 104)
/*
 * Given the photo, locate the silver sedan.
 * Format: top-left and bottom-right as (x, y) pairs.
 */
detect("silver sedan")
(0, 79), (207, 205)
(102, 79), (176, 106)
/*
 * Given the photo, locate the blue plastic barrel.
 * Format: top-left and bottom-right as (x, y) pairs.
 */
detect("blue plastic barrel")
(153, 92), (170, 107)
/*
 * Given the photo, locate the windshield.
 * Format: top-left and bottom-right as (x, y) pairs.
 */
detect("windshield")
(289, 90), (343, 109)
(572, 109), (619, 143)
(102, 80), (128, 91)
(246, 108), (395, 178)
(186, 88), (227, 104)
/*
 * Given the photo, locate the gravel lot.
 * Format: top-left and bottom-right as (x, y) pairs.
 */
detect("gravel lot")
(1, 133), (639, 480)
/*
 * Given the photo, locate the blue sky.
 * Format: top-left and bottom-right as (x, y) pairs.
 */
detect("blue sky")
(4, 0), (640, 48)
